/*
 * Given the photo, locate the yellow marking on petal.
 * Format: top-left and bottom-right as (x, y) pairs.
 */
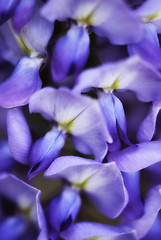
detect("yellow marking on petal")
(59, 120), (73, 133)
(142, 10), (161, 22)
(73, 177), (89, 190)
(104, 78), (120, 92)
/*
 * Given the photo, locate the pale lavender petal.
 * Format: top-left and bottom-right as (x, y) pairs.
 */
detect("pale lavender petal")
(40, 0), (76, 22)
(92, 0), (143, 44)
(128, 23), (161, 69)
(45, 156), (128, 218)
(51, 25), (89, 82)
(11, 0), (36, 33)
(0, 57), (42, 108)
(28, 129), (65, 180)
(71, 100), (112, 161)
(108, 141), (161, 172)
(7, 107), (32, 164)
(47, 187), (81, 237)
(61, 222), (137, 240)
(74, 56), (161, 102)
(20, 11), (54, 55)
(128, 185), (161, 239)
(137, 101), (161, 142)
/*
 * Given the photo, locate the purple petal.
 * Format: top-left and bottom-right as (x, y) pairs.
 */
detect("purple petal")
(127, 185), (161, 238)
(51, 25), (89, 82)
(47, 187), (81, 238)
(122, 172), (144, 219)
(45, 156), (128, 218)
(0, 57), (42, 108)
(0, 141), (13, 172)
(28, 129), (65, 180)
(11, 0), (36, 33)
(29, 87), (112, 161)
(7, 107), (32, 164)
(128, 23), (161, 69)
(0, 22), (24, 65)
(74, 56), (161, 102)
(0, 173), (48, 240)
(92, 0), (143, 44)
(137, 101), (161, 142)
(20, 10), (54, 55)
(0, 0), (19, 25)
(40, 0), (76, 22)
(108, 140), (161, 172)
(61, 222), (137, 240)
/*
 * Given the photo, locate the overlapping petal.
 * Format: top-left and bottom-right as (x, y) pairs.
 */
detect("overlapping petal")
(128, 23), (161, 69)
(29, 87), (111, 161)
(61, 222), (137, 240)
(51, 25), (89, 82)
(47, 187), (81, 239)
(7, 107), (32, 164)
(45, 156), (128, 218)
(74, 56), (161, 102)
(137, 101), (161, 142)
(126, 185), (161, 239)
(0, 57), (42, 108)
(28, 128), (65, 180)
(11, 0), (36, 33)
(0, 173), (48, 240)
(41, 0), (143, 45)
(108, 140), (161, 172)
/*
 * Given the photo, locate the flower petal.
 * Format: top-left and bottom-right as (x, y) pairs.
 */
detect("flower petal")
(45, 156), (128, 218)
(137, 101), (161, 142)
(11, 0), (36, 33)
(0, 57), (42, 108)
(51, 25), (89, 82)
(0, 173), (48, 239)
(127, 185), (161, 239)
(47, 187), (81, 238)
(128, 23), (161, 70)
(28, 129), (65, 180)
(61, 222), (137, 240)
(74, 56), (161, 102)
(7, 107), (32, 164)
(0, 0), (19, 24)
(108, 141), (161, 172)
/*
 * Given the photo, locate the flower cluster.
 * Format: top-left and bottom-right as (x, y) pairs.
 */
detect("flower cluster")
(1, 0), (161, 239)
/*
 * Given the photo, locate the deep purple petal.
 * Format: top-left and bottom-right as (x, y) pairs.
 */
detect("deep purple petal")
(47, 187), (81, 238)
(28, 129), (65, 180)
(128, 23), (161, 69)
(127, 185), (161, 239)
(29, 87), (112, 161)
(108, 141), (161, 172)
(0, 57), (42, 108)
(137, 101), (161, 142)
(51, 25), (89, 82)
(0, 141), (13, 172)
(11, 0), (36, 33)
(0, 0), (20, 25)
(61, 222), (137, 240)
(7, 107), (32, 164)
(122, 172), (144, 219)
